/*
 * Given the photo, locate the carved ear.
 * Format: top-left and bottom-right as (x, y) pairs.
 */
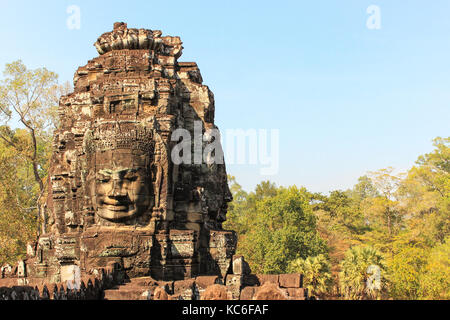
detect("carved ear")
(82, 129), (95, 155)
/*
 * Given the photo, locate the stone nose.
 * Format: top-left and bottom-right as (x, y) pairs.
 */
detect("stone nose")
(108, 179), (127, 198)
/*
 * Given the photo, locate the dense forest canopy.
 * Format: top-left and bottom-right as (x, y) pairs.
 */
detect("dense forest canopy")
(224, 137), (449, 300)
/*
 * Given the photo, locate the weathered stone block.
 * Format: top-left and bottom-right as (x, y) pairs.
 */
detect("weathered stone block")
(256, 274), (279, 286)
(195, 275), (221, 291)
(279, 273), (303, 288)
(225, 274), (243, 300)
(240, 286), (257, 300)
(156, 280), (174, 294)
(287, 288), (307, 300)
(253, 283), (288, 300)
(232, 255), (251, 275)
(201, 284), (230, 300)
(153, 287), (169, 300)
(173, 279), (196, 300)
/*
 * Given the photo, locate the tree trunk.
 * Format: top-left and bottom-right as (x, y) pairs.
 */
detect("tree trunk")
(24, 124), (45, 236)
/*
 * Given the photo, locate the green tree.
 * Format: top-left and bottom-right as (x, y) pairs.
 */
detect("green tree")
(239, 186), (328, 274)
(312, 181), (371, 292)
(350, 175), (380, 202)
(0, 60), (67, 237)
(224, 179), (281, 241)
(419, 237), (450, 299)
(254, 180), (278, 200)
(397, 137), (450, 246)
(339, 246), (386, 300)
(0, 61), (68, 264)
(385, 138), (449, 299)
(288, 254), (333, 298)
(388, 245), (428, 300)
(358, 168), (406, 255)
(223, 175), (253, 236)
(0, 131), (39, 264)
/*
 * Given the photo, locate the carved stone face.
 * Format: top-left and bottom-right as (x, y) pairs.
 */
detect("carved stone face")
(87, 150), (153, 222)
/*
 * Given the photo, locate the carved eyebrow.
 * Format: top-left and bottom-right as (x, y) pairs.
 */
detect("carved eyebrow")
(98, 168), (137, 176)
(117, 168), (137, 175)
(123, 168), (138, 173)
(98, 169), (113, 176)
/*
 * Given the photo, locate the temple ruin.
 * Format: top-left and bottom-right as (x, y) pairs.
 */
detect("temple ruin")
(0, 23), (308, 300)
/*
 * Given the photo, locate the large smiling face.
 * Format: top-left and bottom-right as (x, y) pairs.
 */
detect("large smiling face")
(87, 150), (153, 222)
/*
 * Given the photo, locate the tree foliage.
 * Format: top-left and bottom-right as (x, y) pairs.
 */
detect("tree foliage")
(288, 254), (333, 298)
(418, 237), (450, 300)
(339, 246), (386, 300)
(226, 137), (449, 300)
(224, 182), (328, 274)
(0, 131), (39, 264)
(0, 61), (68, 264)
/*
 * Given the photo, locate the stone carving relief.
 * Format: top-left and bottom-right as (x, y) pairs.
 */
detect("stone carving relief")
(22, 22), (236, 282)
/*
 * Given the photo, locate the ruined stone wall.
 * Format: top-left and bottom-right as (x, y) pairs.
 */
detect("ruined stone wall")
(0, 272), (308, 301)
(0, 266), (114, 300)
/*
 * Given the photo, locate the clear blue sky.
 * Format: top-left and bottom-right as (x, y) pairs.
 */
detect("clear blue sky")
(1, 0), (449, 193)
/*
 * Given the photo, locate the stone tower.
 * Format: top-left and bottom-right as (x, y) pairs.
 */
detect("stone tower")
(27, 22), (236, 283)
